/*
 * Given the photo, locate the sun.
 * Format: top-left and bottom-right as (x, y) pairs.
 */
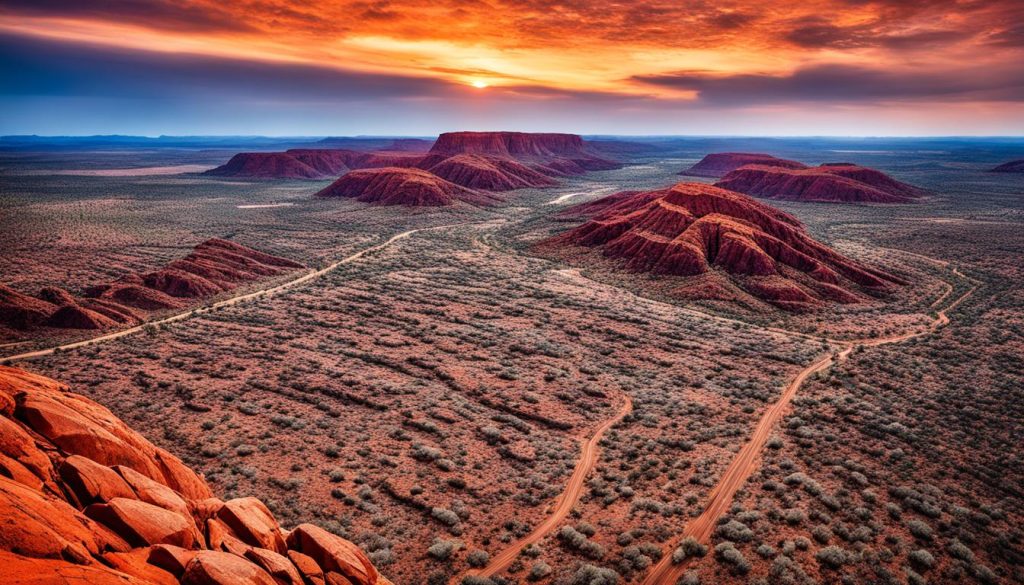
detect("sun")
(470, 80), (489, 89)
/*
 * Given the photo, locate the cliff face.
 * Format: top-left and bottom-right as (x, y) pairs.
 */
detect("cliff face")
(547, 182), (905, 310)
(0, 240), (303, 334)
(428, 132), (587, 157)
(0, 365), (392, 585)
(315, 167), (502, 207)
(680, 153), (807, 178)
(715, 163), (925, 203)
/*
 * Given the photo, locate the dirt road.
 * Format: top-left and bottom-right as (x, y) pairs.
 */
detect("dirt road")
(460, 393), (634, 582)
(2, 227), (446, 363)
(640, 268), (977, 585)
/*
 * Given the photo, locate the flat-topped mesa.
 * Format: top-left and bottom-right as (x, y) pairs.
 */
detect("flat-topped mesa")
(715, 163), (926, 203)
(547, 182), (906, 311)
(315, 167), (502, 207)
(0, 240), (303, 335)
(0, 365), (393, 585)
(428, 131), (621, 174)
(680, 152), (807, 178)
(204, 149), (424, 179)
(990, 159), (1024, 173)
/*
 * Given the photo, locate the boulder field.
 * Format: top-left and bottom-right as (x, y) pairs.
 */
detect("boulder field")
(543, 182), (906, 310)
(0, 239), (303, 334)
(0, 365), (392, 585)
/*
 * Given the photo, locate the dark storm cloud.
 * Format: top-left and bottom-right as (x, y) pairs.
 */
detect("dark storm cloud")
(0, 0), (256, 33)
(633, 63), (1024, 105)
(0, 33), (461, 101)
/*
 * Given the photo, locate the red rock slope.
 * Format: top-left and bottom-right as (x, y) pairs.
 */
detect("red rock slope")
(315, 167), (502, 207)
(417, 154), (557, 191)
(680, 152), (807, 178)
(205, 150), (423, 180)
(990, 159), (1024, 172)
(715, 163), (925, 203)
(0, 365), (392, 585)
(0, 240), (303, 334)
(545, 182), (905, 310)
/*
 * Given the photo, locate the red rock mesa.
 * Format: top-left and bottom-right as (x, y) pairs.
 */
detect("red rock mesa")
(716, 163), (926, 203)
(680, 152), (807, 178)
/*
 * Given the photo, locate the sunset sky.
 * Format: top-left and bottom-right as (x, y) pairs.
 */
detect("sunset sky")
(2, 0), (1023, 135)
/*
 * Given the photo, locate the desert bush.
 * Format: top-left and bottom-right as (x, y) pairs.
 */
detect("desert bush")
(427, 539), (460, 561)
(527, 561), (552, 581)
(815, 546), (849, 570)
(672, 537), (707, 563)
(570, 564), (620, 585)
(466, 549), (489, 568)
(714, 542), (751, 575)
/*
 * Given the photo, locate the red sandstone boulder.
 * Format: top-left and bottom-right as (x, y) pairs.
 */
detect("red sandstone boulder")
(216, 497), (286, 553)
(85, 497), (198, 549)
(287, 549), (326, 585)
(60, 455), (137, 507)
(102, 548), (179, 585)
(286, 524), (378, 585)
(0, 415), (54, 490)
(245, 547), (304, 585)
(181, 550), (276, 585)
(115, 465), (191, 519)
(316, 167), (502, 207)
(680, 152), (807, 178)
(1, 549), (153, 584)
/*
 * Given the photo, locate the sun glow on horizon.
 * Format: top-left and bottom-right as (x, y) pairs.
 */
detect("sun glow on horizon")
(471, 80), (489, 89)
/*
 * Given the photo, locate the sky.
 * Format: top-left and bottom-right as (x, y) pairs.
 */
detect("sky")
(2, 0), (1023, 136)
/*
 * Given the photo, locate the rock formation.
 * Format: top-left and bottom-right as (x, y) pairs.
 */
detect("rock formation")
(990, 159), (1024, 173)
(680, 153), (807, 178)
(0, 365), (392, 585)
(545, 182), (905, 310)
(315, 167), (502, 207)
(715, 163), (925, 203)
(0, 240), (303, 334)
(204, 150), (424, 180)
(428, 131), (621, 175)
(418, 153), (557, 191)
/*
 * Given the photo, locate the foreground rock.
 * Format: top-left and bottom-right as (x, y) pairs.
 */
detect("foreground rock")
(716, 163), (925, 203)
(542, 182), (906, 310)
(0, 365), (392, 585)
(315, 167), (502, 207)
(680, 152), (807, 178)
(0, 239), (303, 335)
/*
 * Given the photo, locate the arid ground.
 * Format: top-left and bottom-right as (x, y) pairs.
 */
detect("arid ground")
(2, 138), (1022, 585)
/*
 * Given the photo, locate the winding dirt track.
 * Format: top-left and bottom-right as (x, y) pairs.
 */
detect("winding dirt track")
(640, 267), (977, 585)
(1, 227), (453, 363)
(461, 394), (634, 582)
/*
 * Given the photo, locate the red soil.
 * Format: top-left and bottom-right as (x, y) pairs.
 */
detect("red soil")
(715, 163), (926, 203)
(680, 152), (807, 178)
(315, 167), (503, 207)
(0, 365), (392, 585)
(548, 182), (905, 310)
(1, 240), (302, 333)
(990, 159), (1024, 172)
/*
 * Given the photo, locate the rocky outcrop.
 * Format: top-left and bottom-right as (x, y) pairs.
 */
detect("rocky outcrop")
(715, 163), (925, 203)
(428, 131), (621, 176)
(204, 149), (425, 180)
(0, 365), (392, 585)
(418, 153), (557, 191)
(546, 182), (905, 310)
(1, 240), (303, 335)
(680, 153), (807, 178)
(990, 159), (1024, 173)
(316, 167), (502, 207)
